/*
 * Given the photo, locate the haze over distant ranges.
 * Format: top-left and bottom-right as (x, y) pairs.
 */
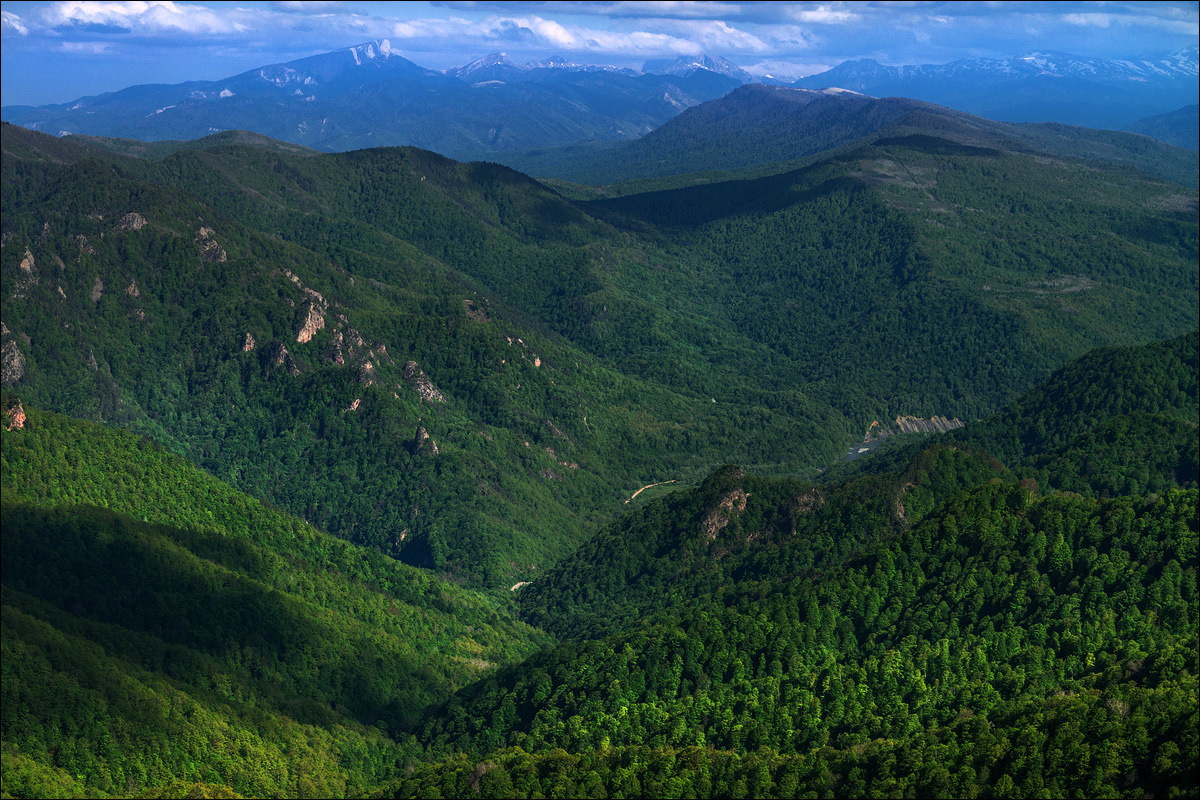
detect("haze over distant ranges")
(2, 1), (1197, 107)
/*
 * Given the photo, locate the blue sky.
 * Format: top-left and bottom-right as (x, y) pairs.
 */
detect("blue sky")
(2, 1), (1197, 106)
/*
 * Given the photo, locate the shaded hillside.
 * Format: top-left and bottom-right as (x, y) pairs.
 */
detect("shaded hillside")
(0, 402), (548, 798)
(587, 134), (1198, 422)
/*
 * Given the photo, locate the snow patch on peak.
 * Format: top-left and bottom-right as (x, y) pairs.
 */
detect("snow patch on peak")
(349, 47), (360, 66)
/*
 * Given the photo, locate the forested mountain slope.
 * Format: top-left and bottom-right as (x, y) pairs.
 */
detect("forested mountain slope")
(395, 335), (1200, 798)
(516, 333), (1198, 645)
(0, 401), (548, 798)
(829, 332), (1200, 498)
(408, 482), (1198, 798)
(3, 118), (1197, 590)
(0, 123), (853, 586)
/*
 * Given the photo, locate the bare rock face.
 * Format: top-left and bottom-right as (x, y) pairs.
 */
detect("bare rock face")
(893, 415), (964, 434)
(12, 247), (40, 298)
(296, 301), (325, 343)
(194, 227), (227, 263)
(357, 361), (376, 385)
(3, 397), (26, 431)
(865, 415), (965, 441)
(464, 297), (491, 322)
(403, 360), (446, 403)
(702, 487), (749, 540)
(1, 338), (26, 386)
(261, 340), (300, 376)
(91, 275), (105, 303)
(114, 213), (147, 233)
(242, 332), (256, 352)
(415, 425), (439, 456)
(76, 234), (96, 257)
(792, 488), (825, 514)
(126, 280), (140, 298)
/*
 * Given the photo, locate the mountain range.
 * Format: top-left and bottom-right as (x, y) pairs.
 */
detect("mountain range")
(3, 41), (1196, 160)
(792, 47), (1199, 130)
(1, 50), (1198, 798)
(0, 40), (741, 159)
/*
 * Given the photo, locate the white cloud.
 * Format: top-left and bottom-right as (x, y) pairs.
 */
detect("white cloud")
(274, 1), (348, 11)
(35, 1), (252, 35)
(743, 58), (831, 79)
(790, 5), (861, 25)
(56, 40), (113, 53)
(655, 19), (771, 53)
(1, 10), (30, 35)
(1062, 12), (1112, 29)
(390, 13), (717, 58)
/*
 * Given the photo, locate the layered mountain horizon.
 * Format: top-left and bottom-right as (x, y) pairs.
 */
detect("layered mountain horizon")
(3, 39), (1196, 158)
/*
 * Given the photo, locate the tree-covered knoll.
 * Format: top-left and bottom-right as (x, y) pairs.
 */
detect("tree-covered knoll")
(1, 403), (549, 797)
(951, 332), (1199, 467)
(408, 480), (1198, 798)
(518, 445), (1009, 641)
(822, 331), (1200, 495)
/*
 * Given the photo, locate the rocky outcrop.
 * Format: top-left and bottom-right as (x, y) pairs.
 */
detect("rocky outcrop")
(791, 488), (824, 515)
(702, 487), (748, 540)
(894, 415), (964, 434)
(126, 280), (140, 298)
(113, 212), (147, 233)
(1, 338), (25, 386)
(91, 275), (105, 303)
(865, 414), (964, 441)
(296, 301), (325, 343)
(3, 397), (26, 431)
(242, 332), (256, 352)
(76, 234), (96, 257)
(194, 227), (227, 262)
(403, 360), (446, 403)
(357, 361), (376, 385)
(261, 340), (300, 376)
(464, 297), (491, 322)
(11, 247), (40, 298)
(415, 425), (439, 456)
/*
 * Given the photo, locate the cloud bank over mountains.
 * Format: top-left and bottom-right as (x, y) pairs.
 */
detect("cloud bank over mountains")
(2, 1), (1197, 106)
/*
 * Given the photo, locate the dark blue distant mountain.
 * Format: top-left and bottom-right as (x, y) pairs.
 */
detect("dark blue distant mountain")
(0, 40), (739, 159)
(794, 47), (1199, 130)
(1125, 104), (1200, 151)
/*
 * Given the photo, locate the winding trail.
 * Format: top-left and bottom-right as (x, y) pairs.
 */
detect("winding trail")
(626, 480), (676, 504)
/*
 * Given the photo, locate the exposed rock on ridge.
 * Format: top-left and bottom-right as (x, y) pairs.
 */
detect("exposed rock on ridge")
(403, 360), (446, 403)
(3, 397), (26, 430)
(865, 415), (964, 441)
(195, 227), (227, 262)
